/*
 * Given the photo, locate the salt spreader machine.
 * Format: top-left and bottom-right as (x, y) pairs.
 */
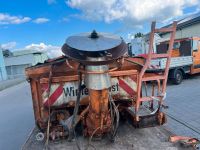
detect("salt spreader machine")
(25, 22), (177, 143)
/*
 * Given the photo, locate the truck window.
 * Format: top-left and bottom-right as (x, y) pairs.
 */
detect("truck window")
(173, 42), (180, 49)
(179, 40), (191, 56)
(156, 43), (168, 54)
(192, 40), (198, 52)
(156, 42), (180, 54)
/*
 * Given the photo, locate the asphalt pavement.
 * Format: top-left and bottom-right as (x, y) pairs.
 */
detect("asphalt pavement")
(0, 78), (25, 91)
(0, 82), (34, 150)
(165, 74), (200, 139)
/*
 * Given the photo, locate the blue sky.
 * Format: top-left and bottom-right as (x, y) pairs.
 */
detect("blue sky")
(0, 0), (126, 49)
(0, 0), (200, 56)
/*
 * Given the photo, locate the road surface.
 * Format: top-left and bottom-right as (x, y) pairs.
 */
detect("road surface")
(0, 82), (34, 150)
(165, 74), (200, 139)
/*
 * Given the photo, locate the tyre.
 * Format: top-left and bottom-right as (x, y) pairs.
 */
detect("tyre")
(172, 69), (183, 85)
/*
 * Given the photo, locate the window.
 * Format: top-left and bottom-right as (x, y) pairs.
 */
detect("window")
(6, 66), (11, 75)
(173, 42), (180, 49)
(192, 40), (198, 51)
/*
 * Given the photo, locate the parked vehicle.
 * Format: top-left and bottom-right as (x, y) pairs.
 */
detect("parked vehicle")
(129, 37), (200, 84)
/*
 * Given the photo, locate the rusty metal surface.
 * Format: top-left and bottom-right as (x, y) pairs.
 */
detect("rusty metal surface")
(62, 30), (128, 138)
(169, 136), (200, 149)
(26, 59), (140, 133)
(39, 75), (137, 107)
(135, 21), (177, 122)
(84, 89), (111, 136)
(25, 22), (177, 144)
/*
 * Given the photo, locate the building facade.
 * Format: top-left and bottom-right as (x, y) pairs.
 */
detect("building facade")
(0, 47), (7, 81)
(160, 13), (200, 40)
(4, 49), (48, 79)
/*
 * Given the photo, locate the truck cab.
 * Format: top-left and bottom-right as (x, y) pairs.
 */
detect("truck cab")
(129, 36), (200, 84)
(191, 37), (200, 74)
(157, 37), (200, 84)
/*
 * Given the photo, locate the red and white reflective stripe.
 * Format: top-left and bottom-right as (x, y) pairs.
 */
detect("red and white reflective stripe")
(149, 65), (159, 69)
(118, 76), (137, 97)
(41, 75), (137, 106)
(111, 76), (137, 99)
(42, 84), (64, 106)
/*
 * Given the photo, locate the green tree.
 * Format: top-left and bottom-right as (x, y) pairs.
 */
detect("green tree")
(134, 32), (143, 38)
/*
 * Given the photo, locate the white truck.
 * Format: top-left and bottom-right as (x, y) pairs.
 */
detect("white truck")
(128, 36), (200, 84)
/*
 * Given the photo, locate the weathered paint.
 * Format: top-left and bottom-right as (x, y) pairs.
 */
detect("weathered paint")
(41, 76), (137, 106)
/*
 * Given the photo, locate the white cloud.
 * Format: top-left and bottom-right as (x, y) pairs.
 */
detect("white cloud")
(66, 0), (199, 24)
(1, 42), (62, 58)
(0, 13), (31, 25)
(24, 43), (62, 58)
(33, 18), (50, 24)
(47, 0), (57, 4)
(62, 17), (70, 22)
(1, 42), (17, 49)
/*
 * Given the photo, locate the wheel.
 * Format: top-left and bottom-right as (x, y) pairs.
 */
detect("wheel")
(172, 69), (183, 85)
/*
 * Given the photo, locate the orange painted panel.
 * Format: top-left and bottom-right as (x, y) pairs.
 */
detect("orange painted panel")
(171, 49), (180, 57)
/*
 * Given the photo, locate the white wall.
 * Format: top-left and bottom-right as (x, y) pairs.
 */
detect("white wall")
(161, 23), (200, 40)
(4, 52), (48, 79)
(6, 64), (30, 79)
(4, 54), (35, 66)
(0, 48), (7, 80)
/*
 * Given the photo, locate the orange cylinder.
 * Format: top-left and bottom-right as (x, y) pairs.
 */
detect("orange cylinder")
(84, 89), (111, 137)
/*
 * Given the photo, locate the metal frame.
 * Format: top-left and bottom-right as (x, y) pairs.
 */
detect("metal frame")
(25, 21), (177, 143)
(135, 21), (177, 121)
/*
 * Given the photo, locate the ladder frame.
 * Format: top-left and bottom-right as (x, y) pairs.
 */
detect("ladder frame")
(135, 21), (177, 121)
